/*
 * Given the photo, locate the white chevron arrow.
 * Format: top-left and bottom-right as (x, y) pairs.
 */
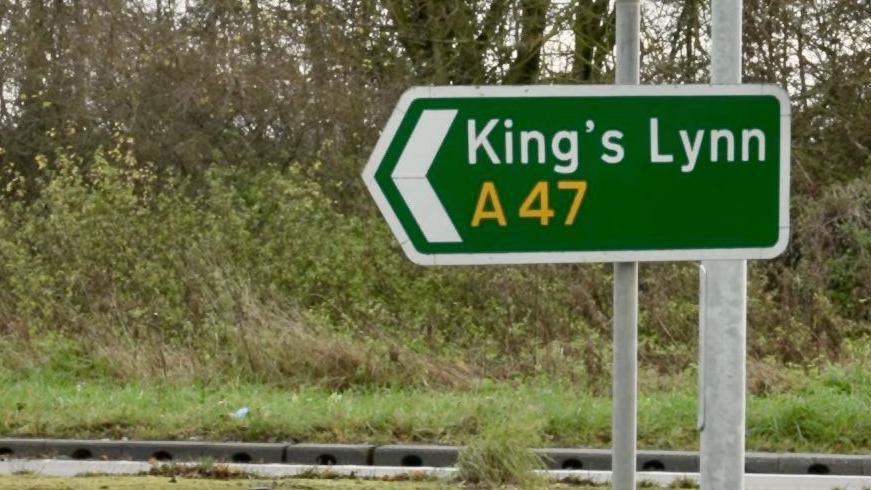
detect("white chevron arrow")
(391, 109), (462, 243)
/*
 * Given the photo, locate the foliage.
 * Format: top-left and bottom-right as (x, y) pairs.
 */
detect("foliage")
(0, 144), (476, 387)
(2, 1), (863, 199)
(0, 1), (867, 407)
(0, 141), (868, 388)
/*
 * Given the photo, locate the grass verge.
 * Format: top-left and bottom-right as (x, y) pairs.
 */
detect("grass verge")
(1, 366), (869, 453)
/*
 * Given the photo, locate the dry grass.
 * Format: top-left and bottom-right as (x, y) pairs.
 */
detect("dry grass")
(0, 278), (478, 390)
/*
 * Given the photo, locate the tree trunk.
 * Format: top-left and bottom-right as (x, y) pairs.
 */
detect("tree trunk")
(505, 0), (549, 84)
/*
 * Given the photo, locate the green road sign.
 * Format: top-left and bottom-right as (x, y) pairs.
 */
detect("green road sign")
(363, 85), (790, 265)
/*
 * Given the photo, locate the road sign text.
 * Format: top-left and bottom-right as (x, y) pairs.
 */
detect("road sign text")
(363, 85), (790, 265)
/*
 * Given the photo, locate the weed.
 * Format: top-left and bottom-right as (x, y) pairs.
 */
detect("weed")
(668, 478), (698, 488)
(379, 472), (438, 482)
(556, 477), (602, 486)
(148, 460), (247, 480)
(456, 413), (547, 488)
(296, 468), (341, 480)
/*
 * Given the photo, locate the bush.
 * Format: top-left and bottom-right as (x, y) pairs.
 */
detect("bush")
(0, 141), (868, 389)
(0, 143), (473, 387)
(0, 142), (616, 386)
(748, 172), (871, 363)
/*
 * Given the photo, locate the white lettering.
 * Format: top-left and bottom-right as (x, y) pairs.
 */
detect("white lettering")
(467, 119), (500, 164)
(711, 129), (735, 162)
(520, 130), (546, 164)
(679, 130), (705, 173)
(551, 131), (579, 174)
(601, 130), (624, 164)
(504, 119), (514, 164)
(741, 129), (765, 161)
(650, 118), (674, 163)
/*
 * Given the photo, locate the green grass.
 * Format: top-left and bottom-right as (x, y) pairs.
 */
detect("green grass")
(1, 367), (869, 453)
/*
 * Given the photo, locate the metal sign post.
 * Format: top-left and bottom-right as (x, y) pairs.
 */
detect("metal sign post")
(612, 1), (640, 489)
(701, 1), (753, 489)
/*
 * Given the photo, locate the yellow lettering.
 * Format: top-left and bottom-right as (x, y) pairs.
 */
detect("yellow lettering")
(471, 181), (507, 227)
(557, 180), (588, 225)
(519, 181), (555, 225)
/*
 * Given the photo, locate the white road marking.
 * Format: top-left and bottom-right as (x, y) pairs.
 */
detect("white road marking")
(2, 459), (870, 489)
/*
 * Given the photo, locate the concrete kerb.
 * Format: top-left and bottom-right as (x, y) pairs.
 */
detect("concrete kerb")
(0, 439), (127, 461)
(745, 452), (781, 474)
(534, 449), (697, 472)
(637, 450), (698, 472)
(777, 453), (865, 476)
(534, 448), (611, 470)
(373, 445), (458, 468)
(2, 439), (869, 476)
(0, 439), (49, 460)
(284, 444), (375, 466)
(123, 441), (286, 463)
(0, 439), (286, 463)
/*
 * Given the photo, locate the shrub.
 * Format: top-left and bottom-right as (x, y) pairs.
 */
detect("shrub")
(0, 141), (868, 388)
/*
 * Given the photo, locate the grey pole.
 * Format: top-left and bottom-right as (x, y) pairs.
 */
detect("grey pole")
(701, 1), (746, 489)
(612, 1), (640, 490)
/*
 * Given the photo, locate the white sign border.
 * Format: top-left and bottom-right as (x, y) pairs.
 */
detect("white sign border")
(361, 84), (791, 266)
